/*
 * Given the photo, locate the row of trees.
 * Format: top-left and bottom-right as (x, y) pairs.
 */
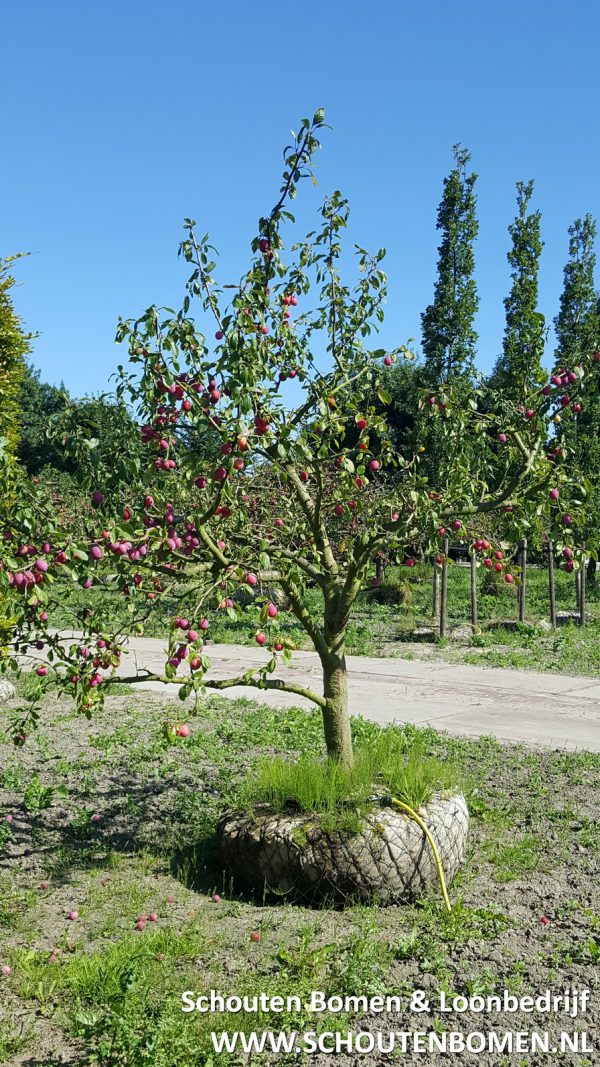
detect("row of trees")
(421, 145), (599, 393)
(412, 147), (600, 562)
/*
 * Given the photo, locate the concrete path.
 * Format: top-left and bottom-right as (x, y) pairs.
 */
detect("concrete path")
(104, 636), (600, 752)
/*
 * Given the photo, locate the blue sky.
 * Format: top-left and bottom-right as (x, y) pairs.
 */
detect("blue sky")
(3, 0), (600, 395)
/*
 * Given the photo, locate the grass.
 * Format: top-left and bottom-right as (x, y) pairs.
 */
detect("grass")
(239, 729), (463, 831)
(8, 921), (390, 1065)
(1, 688), (599, 1065)
(37, 561), (600, 678)
(484, 832), (546, 883)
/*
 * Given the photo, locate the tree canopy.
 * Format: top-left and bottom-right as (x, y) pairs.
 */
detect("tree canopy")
(421, 145), (479, 386)
(490, 180), (545, 400)
(552, 215), (600, 557)
(0, 256), (31, 464)
(2, 112), (596, 768)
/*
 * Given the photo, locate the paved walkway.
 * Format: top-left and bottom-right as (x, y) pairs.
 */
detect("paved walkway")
(104, 636), (600, 752)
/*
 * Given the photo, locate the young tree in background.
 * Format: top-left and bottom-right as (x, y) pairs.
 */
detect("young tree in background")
(380, 358), (422, 458)
(421, 145), (479, 386)
(554, 215), (598, 363)
(490, 180), (545, 400)
(553, 215), (600, 580)
(17, 364), (70, 474)
(350, 356), (422, 464)
(0, 256), (31, 464)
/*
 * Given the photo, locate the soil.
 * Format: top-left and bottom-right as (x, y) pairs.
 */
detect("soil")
(0, 684), (598, 1066)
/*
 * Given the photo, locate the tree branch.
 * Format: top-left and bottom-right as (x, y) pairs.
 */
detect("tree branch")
(284, 463), (338, 576)
(280, 573), (330, 660)
(109, 671), (326, 709)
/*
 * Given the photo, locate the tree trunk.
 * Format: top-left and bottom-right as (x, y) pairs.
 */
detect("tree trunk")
(321, 651), (353, 766)
(587, 557), (597, 586)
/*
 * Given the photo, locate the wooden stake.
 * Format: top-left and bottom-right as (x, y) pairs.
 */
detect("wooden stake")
(580, 546), (586, 627)
(440, 538), (449, 638)
(518, 537), (527, 624)
(548, 539), (557, 628)
(470, 550), (478, 629)
(432, 560), (439, 618)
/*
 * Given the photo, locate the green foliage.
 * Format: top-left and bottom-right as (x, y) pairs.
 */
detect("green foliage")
(2, 112), (598, 767)
(1, 683), (599, 1066)
(552, 214), (600, 547)
(72, 960), (159, 1066)
(490, 180), (545, 400)
(17, 359), (222, 480)
(22, 772), (65, 813)
(238, 729), (462, 831)
(421, 145), (479, 385)
(16, 363), (70, 474)
(418, 145), (480, 482)
(342, 357), (423, 465)
(554, 214), (599, 364)
(378, 357), (423, 457)
(0, 607), (16, 661)
(0, 255), (32, 463)
(15, 933), (208, 1067)
(484, 832), (545, 883)
(369, 575), (413, 606)
(30, 466), (94, 539)
(49, 393), (144, 492)
(0, 820), (13, 853)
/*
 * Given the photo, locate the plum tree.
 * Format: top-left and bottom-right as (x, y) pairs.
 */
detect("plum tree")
(1, 110), (596, 766)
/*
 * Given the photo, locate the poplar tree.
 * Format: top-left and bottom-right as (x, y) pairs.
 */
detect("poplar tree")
(553, 215), (600, 580)
(554, 215), (598, 363)
(0, 256), (31, 462)
(491, 180), (545, 400)
(421, 145), (479, 386)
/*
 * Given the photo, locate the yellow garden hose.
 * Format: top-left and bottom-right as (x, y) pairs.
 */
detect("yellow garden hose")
(389, 797), (453, 912)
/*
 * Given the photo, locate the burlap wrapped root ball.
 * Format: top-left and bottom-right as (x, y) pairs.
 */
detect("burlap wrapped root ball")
(0, 679), (16, 703)
(218, 793), (469, 905)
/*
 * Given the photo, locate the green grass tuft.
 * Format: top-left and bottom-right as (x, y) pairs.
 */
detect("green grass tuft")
(237, 728), (463, 831)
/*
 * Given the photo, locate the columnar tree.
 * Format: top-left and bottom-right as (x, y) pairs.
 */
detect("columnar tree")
(1, 113), (595, 765)
(421, 145), (479, 386)
(0, 256), (31, 464)
(554, 215), (598, 363)
(552, 215), (600, 576)
(490, 180), (545, 401)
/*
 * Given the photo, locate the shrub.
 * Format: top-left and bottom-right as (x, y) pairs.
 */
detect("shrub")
(369, 578), (414, 606)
